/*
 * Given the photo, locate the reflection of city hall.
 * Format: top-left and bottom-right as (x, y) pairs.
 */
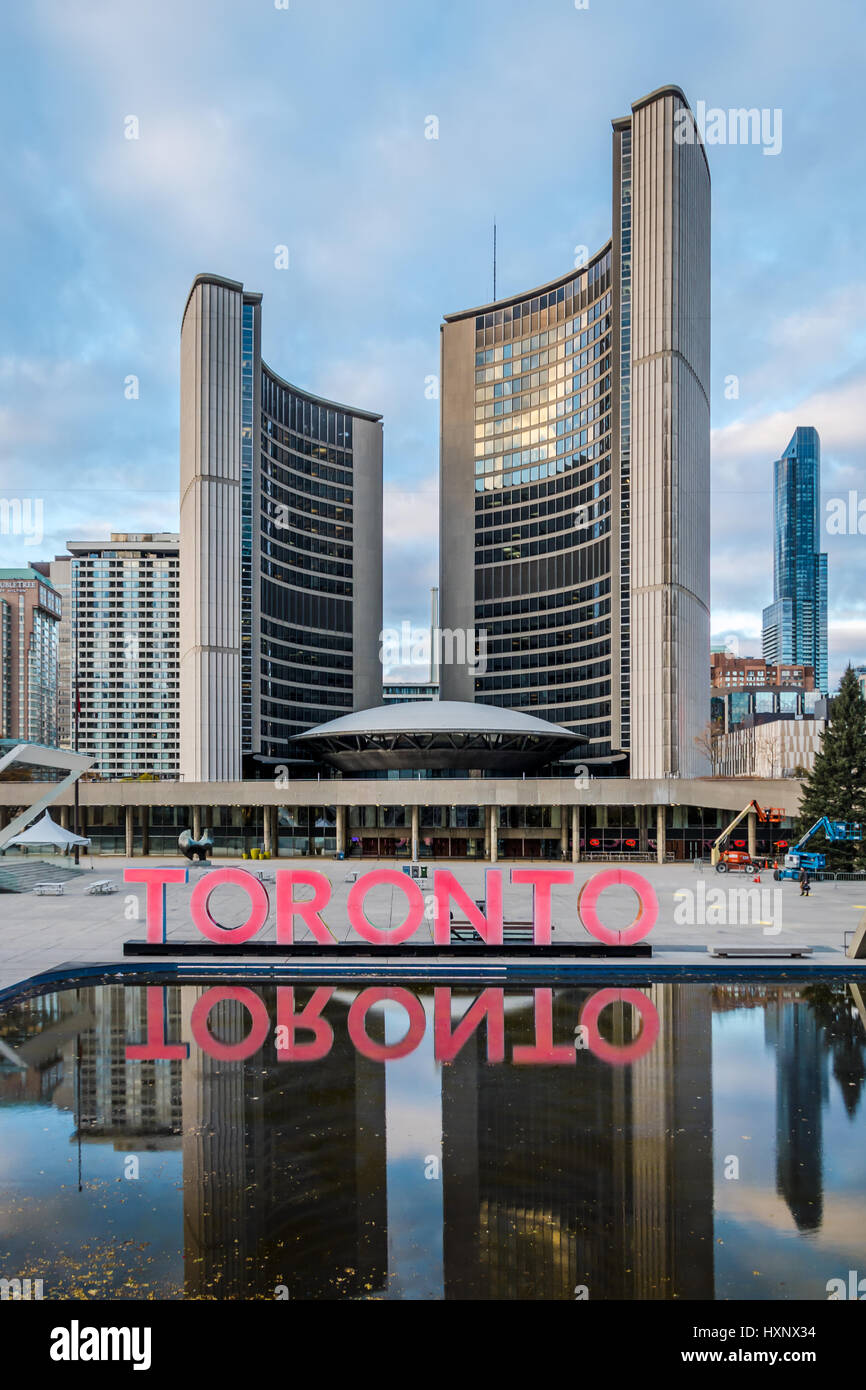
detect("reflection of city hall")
(2, 981), (850, 1298)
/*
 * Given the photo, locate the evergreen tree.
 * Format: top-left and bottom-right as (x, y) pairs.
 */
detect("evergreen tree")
(797, 666), (866, 869)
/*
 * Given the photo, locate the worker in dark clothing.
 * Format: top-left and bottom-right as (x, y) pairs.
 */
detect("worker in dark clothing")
(799, 866), (811, 897)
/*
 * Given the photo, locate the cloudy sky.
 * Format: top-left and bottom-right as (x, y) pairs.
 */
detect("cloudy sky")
(0, 0), (863, 686)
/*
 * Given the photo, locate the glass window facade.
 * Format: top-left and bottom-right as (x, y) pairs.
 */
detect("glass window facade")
(762, 427), (828, 694)
(257, 368), (358, 762)
(470, 250), (615, 756)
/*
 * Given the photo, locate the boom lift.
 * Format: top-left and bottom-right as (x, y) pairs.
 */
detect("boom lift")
(711, 801), (784, 872)
(773, 817), (862, 881)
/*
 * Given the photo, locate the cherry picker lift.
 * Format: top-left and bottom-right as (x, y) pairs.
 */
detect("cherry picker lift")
(711, 800), (784, 873)
(772, 816), (862, 881)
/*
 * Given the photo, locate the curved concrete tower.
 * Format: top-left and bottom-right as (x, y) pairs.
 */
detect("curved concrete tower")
(180, 274), (383, 782)
(438, 86), (710, 777)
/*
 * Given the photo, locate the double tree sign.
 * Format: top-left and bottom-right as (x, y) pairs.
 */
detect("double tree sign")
(124, 864), (658, 947)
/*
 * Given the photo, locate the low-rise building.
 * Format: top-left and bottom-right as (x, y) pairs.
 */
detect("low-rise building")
(710, 652), (815, 690)
(710, 686), (825, 735)
(713, 714), (825, 779)
(382, 682), (439, 704)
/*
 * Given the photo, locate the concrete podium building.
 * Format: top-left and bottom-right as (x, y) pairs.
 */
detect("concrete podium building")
(439, 85), (711, 779)
(179, 274), (383, 782)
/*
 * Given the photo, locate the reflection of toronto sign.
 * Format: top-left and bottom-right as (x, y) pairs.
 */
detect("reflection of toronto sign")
(127, 984), (660, 1067)
(123, 865), (658, 947)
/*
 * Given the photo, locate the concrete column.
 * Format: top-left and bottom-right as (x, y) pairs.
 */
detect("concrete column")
(411, 804), (419, 861)
(490, 806), (498, 864)
(656, 805), (665, 865)
(140, 805), (149, 857)
(125, 805), (134, 858)
(336, 805), (346, 857)
(638, 805), (648, 854)
(263, 805), (273, 855)
(270, 807), (280, 858)
(193, 805), (202, 841)
(59, 806), (70, 830)
(747, 810), (757, 860)
(571, 805), (580, 864)
(559, 807), (568, 861)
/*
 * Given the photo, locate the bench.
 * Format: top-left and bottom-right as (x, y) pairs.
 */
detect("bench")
(708, 945), (813, 959)
(85, 880), (118, 896)
(33, 882), (64, 896)
(451, 921), (534, 944)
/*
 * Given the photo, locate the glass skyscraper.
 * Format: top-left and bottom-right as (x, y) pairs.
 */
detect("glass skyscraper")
(762, 427), (828, 695)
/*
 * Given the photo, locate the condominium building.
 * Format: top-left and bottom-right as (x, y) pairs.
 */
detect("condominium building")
(179, 274), (383, 781)
(762, 426), (828, 695)
(33, 558), (73, 747)
(0, 568), (61, 745)
(438, 86), (711, 777)
(66, 534), (179, 778)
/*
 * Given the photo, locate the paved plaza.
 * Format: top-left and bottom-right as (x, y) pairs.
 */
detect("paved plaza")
(1, 855), (865, 997)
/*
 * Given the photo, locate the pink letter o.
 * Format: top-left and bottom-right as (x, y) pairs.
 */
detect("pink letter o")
(580, 988), (660, 1065)
(190, 867), (269, 945)
(347, 869), (425, 945)
(190, 987), (271, 1061)
(576, 867), (658, 945)
(347, 988), (426, 1061)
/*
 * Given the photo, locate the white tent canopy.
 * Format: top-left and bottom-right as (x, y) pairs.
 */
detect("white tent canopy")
(3, 811), (90, 849)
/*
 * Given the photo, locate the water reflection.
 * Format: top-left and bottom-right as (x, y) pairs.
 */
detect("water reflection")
(0, 981), (864, 1300)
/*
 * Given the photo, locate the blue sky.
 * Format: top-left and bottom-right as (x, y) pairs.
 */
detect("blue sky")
(1, 0), (864, 686)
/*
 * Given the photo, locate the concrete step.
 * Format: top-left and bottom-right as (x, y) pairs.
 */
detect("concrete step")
(0, 858), (87, 894)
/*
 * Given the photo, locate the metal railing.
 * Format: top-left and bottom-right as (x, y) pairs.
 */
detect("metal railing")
(814, 870), (866, 883)
(580, 850), (675, 863)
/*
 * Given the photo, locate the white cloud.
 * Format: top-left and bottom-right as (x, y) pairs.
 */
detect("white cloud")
(713, 371), (866, 465)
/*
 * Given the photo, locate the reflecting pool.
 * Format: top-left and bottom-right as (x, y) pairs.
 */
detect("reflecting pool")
(0, 979), (865, 1300)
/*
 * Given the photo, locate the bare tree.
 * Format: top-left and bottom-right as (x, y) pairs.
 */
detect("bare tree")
(695, 721), (722, 776)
